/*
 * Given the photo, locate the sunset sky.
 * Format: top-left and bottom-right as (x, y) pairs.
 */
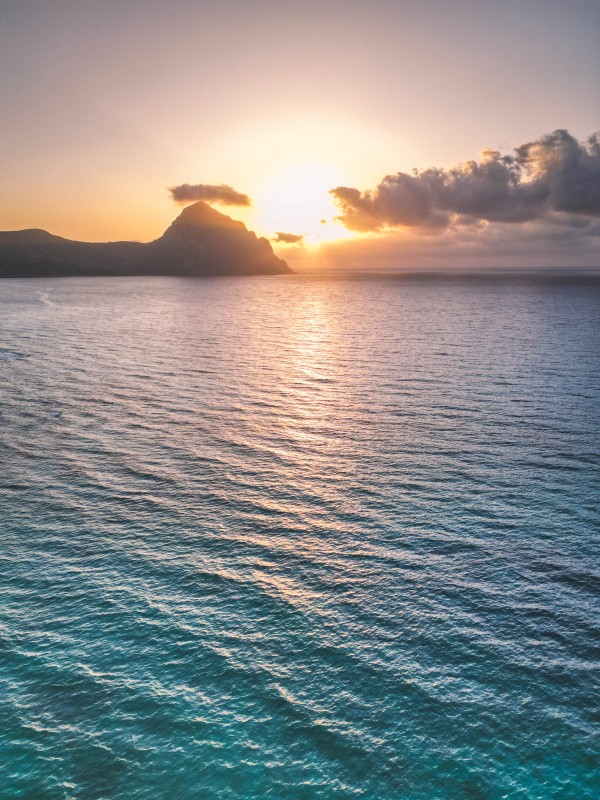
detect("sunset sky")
(1, 0), (598, 269)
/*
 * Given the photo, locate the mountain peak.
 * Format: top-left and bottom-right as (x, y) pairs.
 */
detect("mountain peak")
(153, 202), (288, 275)
(175, 200), (239, 224)
(164, 200), (248, 236)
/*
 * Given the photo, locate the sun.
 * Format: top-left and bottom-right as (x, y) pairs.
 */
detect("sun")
(253, 162), (355, 246)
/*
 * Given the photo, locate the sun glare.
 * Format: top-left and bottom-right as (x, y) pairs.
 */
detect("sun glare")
(253, 162), (355, 246)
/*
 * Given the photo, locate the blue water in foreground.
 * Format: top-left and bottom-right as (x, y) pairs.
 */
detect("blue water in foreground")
(1, 274), (599, 799)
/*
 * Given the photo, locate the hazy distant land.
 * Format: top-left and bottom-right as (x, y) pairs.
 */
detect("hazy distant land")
(0, 201), (291, 279)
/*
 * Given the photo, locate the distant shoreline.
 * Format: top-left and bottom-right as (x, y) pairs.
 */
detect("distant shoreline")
(1, 269), (598, 283)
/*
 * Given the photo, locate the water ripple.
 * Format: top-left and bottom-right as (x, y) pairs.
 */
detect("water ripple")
(1, 275), (599, 799)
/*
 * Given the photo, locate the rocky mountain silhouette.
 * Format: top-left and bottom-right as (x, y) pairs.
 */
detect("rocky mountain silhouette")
(0, 202), (291, 278)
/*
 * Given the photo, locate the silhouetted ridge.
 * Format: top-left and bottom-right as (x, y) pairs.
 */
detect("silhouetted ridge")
(0, 202), (291, 278)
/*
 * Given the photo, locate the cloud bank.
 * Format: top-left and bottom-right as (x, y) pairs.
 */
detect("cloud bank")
(331, 130), (600, 232)
(169, 183), (251, 206)
(304, 214), (600, 273)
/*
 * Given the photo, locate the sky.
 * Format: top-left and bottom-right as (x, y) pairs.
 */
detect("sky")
(0, 0), (598, 269)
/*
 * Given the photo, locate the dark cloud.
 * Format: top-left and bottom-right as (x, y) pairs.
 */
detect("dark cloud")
(515, 130), (600, 217)
(169, 183), (251, 206)
(331, 130), (600, 232)
(272, 232), (305, 244)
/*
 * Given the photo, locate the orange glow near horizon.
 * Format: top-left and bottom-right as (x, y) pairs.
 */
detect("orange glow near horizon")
(252, 162), (358, 246)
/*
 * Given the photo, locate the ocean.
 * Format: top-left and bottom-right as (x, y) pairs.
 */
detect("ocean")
(1, 274), (599, 799)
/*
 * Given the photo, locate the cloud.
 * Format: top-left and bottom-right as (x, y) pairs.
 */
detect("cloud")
(515, 130), (600, 217)
(169, 183), (251, 206)
(272, 232), (305, 244)
(296, 214), (600, 273)
(331, 130), (600, 232)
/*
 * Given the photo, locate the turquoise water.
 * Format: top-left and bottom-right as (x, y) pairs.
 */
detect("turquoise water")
(1, 275), (599, 799)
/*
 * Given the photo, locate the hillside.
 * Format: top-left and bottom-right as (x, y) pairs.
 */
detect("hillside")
(0, 203), (291, 278)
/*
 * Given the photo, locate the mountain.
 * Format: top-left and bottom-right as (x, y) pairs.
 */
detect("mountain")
(0, 202), (291, 278)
